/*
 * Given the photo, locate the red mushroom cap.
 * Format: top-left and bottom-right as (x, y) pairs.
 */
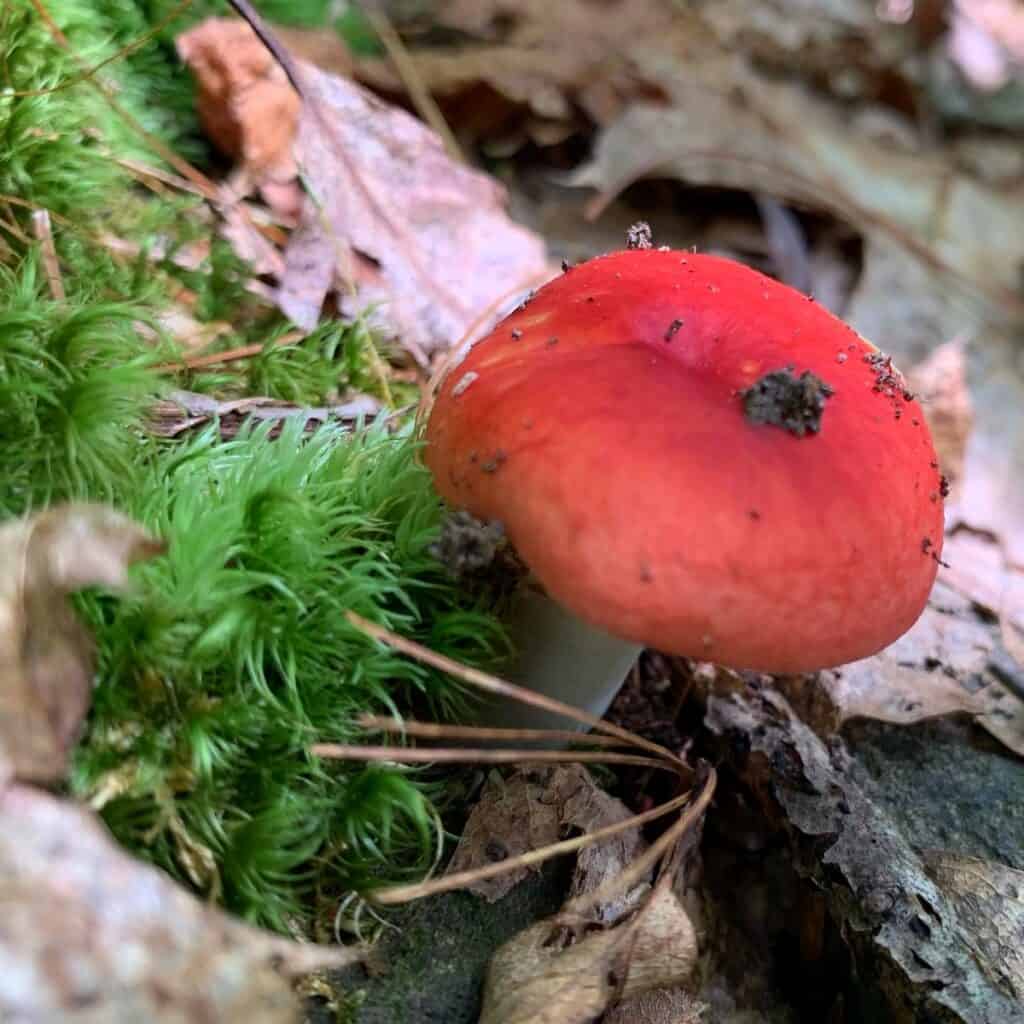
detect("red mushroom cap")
(424, 250), (945, 673)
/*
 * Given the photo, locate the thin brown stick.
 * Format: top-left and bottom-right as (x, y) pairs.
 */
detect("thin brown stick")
(369, 789), (693, 905)
(345, 611), (686, 766)
(356, 714), (638, 749)
(154, 332), (303, 374)
(31, 210), (64, 300)
(362, 6), (464, 164)
(227, 0), (307, 97)
(311, 744), (669, 771)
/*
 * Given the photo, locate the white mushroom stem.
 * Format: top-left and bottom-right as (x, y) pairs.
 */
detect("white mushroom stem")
(476, 586), (643, 735)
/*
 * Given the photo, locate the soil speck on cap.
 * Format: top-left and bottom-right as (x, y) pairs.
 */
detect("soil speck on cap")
(452, 371), (478, 397)
(561, 259), (574, 272)
(665, 318), (684, 342)
(741, 367), (834, 437)
(836, 352), (848, 364)
(481, 449), (507, 473)
(430, 509), (506, 578)
(510, 328), (522, 340)
(546, 336), (559, 346)
(626, 221), (653, 249)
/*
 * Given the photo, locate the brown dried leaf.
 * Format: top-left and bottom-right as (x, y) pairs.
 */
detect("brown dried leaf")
(278, 63), (550, 354)
(819, 584), (1024, 756)
(176, 19), (300, 185)
(0, 504), (163, 784)
(0, 784), (358, 1022)
(924, 851), (1024, 1000)
(447, 764), (642, 904)
(564, 770), (647, 925)
(480, 881), (697, 1024)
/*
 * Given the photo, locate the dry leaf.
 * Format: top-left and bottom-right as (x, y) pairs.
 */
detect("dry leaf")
(818, 583), (1024, 756)
(425, 0), (676, 127)
(604, 987), (705, 1024)
(948, 0), (1024, 91)
(447, 764), (642, 904)
(570, 55), (1024, 308)
(923, 850), (1024, 1001)
(278, 61), (550, 355)
(480, 919), (618, 1024)
(480, 881), (697, 1024)
(176, 18), (300, 185)
(0, 504), (163, 783)
(565, 773), (647, 925)
(0, 784), (358, 1022)
(906, 339), (974, 498)
(602, 987), (705, 1024)
(148, 390), (381, 440)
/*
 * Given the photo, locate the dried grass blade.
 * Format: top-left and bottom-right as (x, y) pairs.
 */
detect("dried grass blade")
(345, 611), (686, 767)
(369, 790), (694, 905)
(356, 714), (638, 749)
(310, 744), (669, 771)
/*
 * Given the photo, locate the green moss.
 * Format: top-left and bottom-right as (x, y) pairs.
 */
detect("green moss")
(1, 2), (510, 936)
(71, 420), (509, 932)
(0, 258), (165, 514)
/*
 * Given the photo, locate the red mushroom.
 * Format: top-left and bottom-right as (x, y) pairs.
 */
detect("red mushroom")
(424, 244), (945, 727)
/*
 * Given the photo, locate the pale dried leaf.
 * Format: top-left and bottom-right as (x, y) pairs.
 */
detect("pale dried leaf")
(279, 63), (550, 353)
(845, 237), (1024, 575)
(603, 987), (705, 1024)
(939, 531), (1024, 635)
(0, 504), (163, 783)
(220, 205), (287, 275)
(948, 0), (1024, 92)
(0, 784), (358, 1022)
(148, 390), (381, 440)
(616, 883), (699, 999)
(480, 882), (697, 1024)
(447, 764), (642, 904)
(155, 308), (234, 353)
(924, 851), (1024, 1001)
(820, 584), (1024, 756)
(906, 340), (974, 497)
(564, 771), (646, 924)
(481, 919), (618, 1024)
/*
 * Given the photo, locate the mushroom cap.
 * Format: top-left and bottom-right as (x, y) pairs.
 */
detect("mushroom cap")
(424, 250), (945, 673)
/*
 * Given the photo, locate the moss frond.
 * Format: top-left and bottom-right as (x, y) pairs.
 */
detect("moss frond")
(71, 420), (510, 930)
(0, 257), (164, 513)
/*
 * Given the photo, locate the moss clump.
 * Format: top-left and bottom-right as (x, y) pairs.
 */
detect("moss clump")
(1, 2), (508, 935)
(72, 418), (509, 932)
